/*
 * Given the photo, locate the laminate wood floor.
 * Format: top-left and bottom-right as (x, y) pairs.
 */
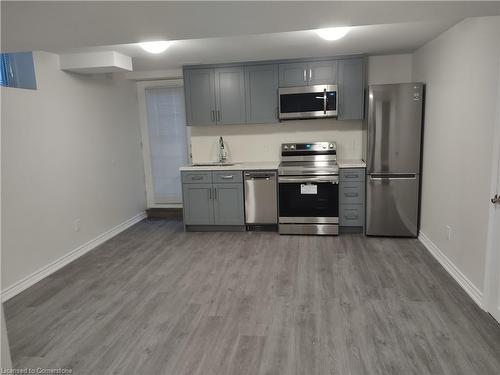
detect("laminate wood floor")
(4, 219), (500, 375)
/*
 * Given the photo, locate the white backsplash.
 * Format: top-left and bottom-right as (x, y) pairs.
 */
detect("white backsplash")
(189, 118), (363, 163)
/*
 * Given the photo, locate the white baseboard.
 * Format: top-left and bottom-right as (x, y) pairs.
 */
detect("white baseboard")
(1, 211), (146, 302)
(418, 232), (483, 309)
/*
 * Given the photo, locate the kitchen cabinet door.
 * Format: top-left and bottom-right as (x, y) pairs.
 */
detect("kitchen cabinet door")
(308, 60), (338, 85)
(338, 58), (365, 120)
(213, 183), (245, 225)
(182, 183), (214, 225)
(279, 62), (308, 87)
(214, 67), (246, 125)
(184, 68), (217, 126)
(245, 64), (279, 124)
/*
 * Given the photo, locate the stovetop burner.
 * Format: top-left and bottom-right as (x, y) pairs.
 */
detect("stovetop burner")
(279, 141), (338, 176)
(278, 161), (339, 176)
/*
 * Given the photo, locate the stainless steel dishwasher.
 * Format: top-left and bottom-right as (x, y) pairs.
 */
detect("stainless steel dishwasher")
(244, 171), (278, 230)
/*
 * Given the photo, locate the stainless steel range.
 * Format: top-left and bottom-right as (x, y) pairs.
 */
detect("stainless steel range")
(278, 142), (339, 235)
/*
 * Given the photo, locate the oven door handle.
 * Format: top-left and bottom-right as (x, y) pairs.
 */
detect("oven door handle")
(278, 176), (338, 184)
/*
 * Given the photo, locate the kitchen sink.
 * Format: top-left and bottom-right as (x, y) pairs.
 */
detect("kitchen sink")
(191, 162), (237, 167)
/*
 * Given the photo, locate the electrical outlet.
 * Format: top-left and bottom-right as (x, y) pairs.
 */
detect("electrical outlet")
(74, 218), (81, 232)
(445, 225), (452, 241)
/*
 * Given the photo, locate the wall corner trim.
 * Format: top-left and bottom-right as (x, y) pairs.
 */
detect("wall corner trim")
(418, 231), (484, 309)
(1, 211), (147, 302)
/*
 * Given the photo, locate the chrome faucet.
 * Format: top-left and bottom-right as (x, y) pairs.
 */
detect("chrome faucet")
(218, 136), (228, 163)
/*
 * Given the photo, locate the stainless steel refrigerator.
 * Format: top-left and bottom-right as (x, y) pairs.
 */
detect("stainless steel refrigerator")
(364, 83), (424, 237)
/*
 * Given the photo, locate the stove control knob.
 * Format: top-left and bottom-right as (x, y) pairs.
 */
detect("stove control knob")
(322, 144), (327, 149)
(329, 143), (334, 149)
(284, 145), (288, 150)
(290, 145), (295, 150)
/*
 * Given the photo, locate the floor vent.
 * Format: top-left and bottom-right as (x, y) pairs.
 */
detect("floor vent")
(246, 224), (278, 232)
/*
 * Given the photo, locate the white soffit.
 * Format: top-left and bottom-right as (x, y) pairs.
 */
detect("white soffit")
(59, 51), (133, 74)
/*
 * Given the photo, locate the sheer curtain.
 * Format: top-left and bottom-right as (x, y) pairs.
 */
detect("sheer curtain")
(145, 86), (188, 204)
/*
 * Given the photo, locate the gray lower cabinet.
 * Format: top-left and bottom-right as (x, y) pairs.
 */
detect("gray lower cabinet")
(182, 171), (244, 227)
(338, 58), (365, 120)
(213, 183), (245, 225)
(184, 68), (217, 126)
(245, 64), (279, 124)
(215, 67), (246, 125)
(182, 183), (214, 225)
(339, 168), (366, 229)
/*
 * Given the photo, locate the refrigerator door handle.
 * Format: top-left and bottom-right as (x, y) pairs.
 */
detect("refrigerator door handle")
(369, 173), (417, 180)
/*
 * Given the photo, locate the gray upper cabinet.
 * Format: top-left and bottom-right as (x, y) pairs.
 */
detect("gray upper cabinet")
(308, 60), (338, 85)
(279, 60), (337, 87)
(213, 183), (245, 225)
(338, 58), (365, 120)
(215, 67), (246, 125)
(184, 68), (217, 126)
(182, 183), (214, 225)
(245, 64), (279, 124)
(279, 62), (308, 87)
(184, 67), (245, 126)
(184, 56), (365, 125)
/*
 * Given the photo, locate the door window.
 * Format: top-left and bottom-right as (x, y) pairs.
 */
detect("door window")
(145, 87), (188, 204)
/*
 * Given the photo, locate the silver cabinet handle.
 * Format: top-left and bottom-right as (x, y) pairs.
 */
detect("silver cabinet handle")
(303, 69), (306, 82)
(191, 176), (203, 180)
(214, 187), (217, 200)
(217, 110), (221, 122)
(208, 188), (212, 200)
(309, 68), (312, 81)
(323, 88), (327, 114)
(344, 193), (358, 197)
(221, 175), (234, 179)
(492, 194), (499, 204)
(345, 215), (359, 220)
(210, 110), (215, 122)
(279, 176), (338, 184)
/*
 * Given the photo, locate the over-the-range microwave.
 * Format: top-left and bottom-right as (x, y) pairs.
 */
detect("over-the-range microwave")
(278, 84), (337, 120)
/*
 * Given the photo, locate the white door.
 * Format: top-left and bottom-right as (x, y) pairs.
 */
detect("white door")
(488, 155), (500, 322)
(137, 80), (189, 208)
(484, 61), (500, 322)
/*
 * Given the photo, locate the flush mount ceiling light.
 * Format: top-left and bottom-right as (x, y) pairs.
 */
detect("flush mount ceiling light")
(139, 41), (171, 54)
(315, 27), (350, 41)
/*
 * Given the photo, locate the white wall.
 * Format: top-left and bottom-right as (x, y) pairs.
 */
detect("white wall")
(412, 16), (500, 293)
(368, 54), (412, 85)
(190, 55), (413, 163)
(190, 119), (363, 162)
(1, 51), (146, 291)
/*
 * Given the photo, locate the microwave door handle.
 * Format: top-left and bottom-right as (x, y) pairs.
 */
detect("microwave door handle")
(323, 88), (327, 114)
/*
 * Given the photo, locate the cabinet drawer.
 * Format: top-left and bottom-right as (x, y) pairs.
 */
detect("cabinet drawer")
(182, 171), (212, 184)
(340, 183), (365, 205)
(340, 168), (365, 182)
(339, 205), (364, 227)
(213, 171), (243, 183)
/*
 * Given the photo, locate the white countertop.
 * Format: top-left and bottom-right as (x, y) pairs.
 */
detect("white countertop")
(179, 161), (280, 171)
(337, 159), (366, 168)
(180, 160), (365, 171)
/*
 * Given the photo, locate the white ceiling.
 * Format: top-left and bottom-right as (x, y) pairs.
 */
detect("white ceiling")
(2, 1), (499, 72)
(63, 20), (457, 70)
(3, 1), (500, 52)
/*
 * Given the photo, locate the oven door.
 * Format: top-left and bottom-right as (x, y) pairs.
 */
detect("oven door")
(278, 175), (339, 223)
(279, 85), (337, 120)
